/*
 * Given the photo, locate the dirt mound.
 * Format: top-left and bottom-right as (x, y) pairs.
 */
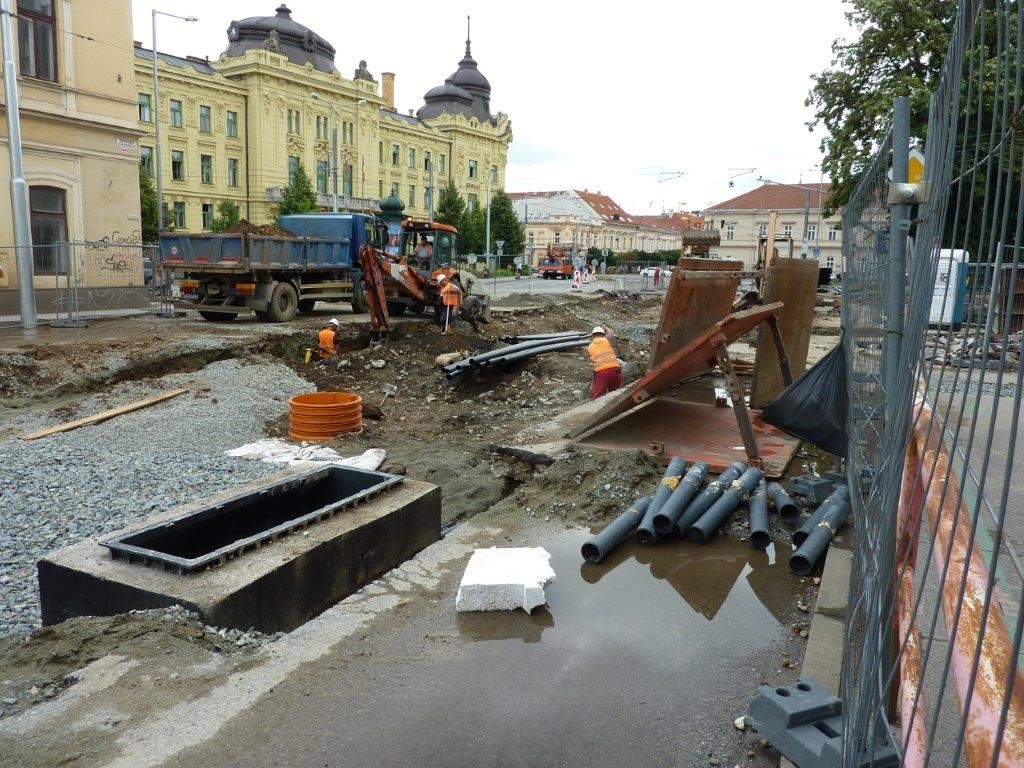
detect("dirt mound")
(223, 219), (295, 237)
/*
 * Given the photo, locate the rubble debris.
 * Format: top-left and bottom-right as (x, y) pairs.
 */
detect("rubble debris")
(455, 547), (556, 613)
(222, 219), (294, 236)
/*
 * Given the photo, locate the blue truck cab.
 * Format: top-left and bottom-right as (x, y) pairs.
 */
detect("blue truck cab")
(159, 213), (384, 322)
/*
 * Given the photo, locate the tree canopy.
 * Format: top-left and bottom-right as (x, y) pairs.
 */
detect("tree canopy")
(806, 0), (956, 213)
(210, 200), (240, 233)
(489, 189), (525, 255)
(277, 162), (318, 216)
(434, 183), (466, 231)
(139, 164), (158, 242)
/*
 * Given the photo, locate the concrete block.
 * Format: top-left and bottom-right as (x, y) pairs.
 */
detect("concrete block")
(38, 468), (440, 634)
(455, 547), (555, 613)
(801, 614), (845, 696)
(815, 547), (852, 620)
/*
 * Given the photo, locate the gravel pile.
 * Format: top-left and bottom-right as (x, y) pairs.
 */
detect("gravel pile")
(0, 356), (313, 636)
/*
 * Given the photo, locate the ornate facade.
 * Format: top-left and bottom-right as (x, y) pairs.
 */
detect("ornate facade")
(133, 5), (512, 231)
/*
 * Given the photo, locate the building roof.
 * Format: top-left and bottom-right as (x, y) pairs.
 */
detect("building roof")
(705, 182), (830, 212)
(224, 4), (336, 74)
(633, 212), (703, 232)
(134, 46), (216, 75)
(574, 190), (635, 225)
(418, 20), (493, 123)
(511, 191), (602, 224)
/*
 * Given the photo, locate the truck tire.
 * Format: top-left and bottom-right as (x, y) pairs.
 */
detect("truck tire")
(267, 281), (298, 323)
(386, 300), (406, 317)
(298, 299), (316, 313)
(350, 279), (369, 314)
(198, 310), (237, 322)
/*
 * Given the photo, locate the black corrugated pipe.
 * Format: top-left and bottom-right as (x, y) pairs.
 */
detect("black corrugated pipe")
(636, 457), (687, 545)
(766, 482), (801, 525)
(789, 495), (851, 575)
(792, 485), (850, 548)
(652, 461), (709, 534)
(488, 338), (589, 366)
(581, 497), (651, 564)
(500, 331), (589, 344)
(673, 462), (747, 537)
(686, 467), (764, 544)
(469, 337), (576, 368)
(749, 479), (770, 550)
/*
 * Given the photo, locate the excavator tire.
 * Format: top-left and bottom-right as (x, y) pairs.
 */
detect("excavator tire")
(267, 281), (298, 323)
(386, 300), (406, 317)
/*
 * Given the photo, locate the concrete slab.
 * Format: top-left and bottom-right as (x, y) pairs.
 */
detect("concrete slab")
(815, 547), (852, 620)
(38, 468), (440, 633)
(801, 614), (845, 696)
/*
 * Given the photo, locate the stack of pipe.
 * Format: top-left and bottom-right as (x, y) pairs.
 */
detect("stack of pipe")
(789, 485), (850, 575)
(581, 498), (651, 564)
(443, 331), (590, 379)
(636, 458), (687, 545)
(686, 467), (764, 543)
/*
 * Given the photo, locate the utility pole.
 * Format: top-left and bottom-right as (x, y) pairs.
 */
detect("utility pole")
(428, 160), (435, 222)
(485, 176), (492, 261)
(2, 0), (36, 328)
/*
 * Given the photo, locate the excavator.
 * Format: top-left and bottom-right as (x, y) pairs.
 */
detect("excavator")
(358, 218), (489, 332)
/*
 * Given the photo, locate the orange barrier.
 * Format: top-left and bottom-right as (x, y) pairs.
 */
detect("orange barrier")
(288, 391), (362, 442)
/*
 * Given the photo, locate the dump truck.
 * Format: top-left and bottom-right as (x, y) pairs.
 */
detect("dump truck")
(538, 246), (575, 279)
(159, 213), (373, 322)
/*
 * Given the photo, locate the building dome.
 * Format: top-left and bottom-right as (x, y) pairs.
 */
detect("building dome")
(417, 20), (494, 123)
(224, 5), (336, 74)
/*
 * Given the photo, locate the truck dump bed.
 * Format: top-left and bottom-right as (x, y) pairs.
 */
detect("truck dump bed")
(160, 233), (354, 271)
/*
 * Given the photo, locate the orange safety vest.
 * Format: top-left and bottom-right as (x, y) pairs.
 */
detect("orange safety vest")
(440, 282), (462, 309)
(317, 328), (337, 358)
(588, 336), (620, 372)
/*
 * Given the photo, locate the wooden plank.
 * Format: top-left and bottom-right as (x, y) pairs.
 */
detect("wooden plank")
(750, 258), (820, 408)
(19, 388), (188, 441)
(569, 303), (783, 439)
(649, 257), (743, 370)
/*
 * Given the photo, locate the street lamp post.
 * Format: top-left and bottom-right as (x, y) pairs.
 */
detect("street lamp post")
(152, 10), (197, 229)
(756, 177), (822, 258)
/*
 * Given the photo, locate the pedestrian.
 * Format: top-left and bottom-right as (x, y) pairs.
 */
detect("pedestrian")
(587, 326), (622, 399)
(653, 265), (661, 289)
(437, 273), (463, 334)
(317, 318), (341, 359)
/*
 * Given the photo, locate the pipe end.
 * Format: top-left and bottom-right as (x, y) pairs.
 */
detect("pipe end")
(791, 532), (809, 548)
(750, 530), (771, 550)
(652, 514), (674, 535)
(789, 554), (813, 576)
(779, 506), (800, 525)
(685, 527), (707, 544)
(636, 528), (657, 546)
(580, 542), (602, 564)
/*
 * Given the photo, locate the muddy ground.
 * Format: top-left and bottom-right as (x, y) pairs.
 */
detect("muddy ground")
(0, 292), (842, 767)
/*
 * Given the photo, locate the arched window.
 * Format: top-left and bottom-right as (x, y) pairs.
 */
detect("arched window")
(30, 186), (68, 274)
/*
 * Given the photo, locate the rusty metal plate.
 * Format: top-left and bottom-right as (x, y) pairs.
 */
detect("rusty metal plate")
(574, 397), (799, 479)
(570, 303), (783, 439)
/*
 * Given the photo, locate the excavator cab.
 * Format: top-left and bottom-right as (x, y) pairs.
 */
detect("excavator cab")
(399, 220), (458, 274)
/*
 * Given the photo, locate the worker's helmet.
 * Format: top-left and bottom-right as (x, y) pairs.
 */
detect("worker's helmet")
(591, 326), (605, 336)
(437, 274), (447, 284)
(328, 318), (340, 327)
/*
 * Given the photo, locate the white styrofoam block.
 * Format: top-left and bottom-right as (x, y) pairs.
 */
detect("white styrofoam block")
(455, 547), (556, 613)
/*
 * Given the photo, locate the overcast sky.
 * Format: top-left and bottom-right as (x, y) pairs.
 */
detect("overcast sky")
(133, 0), (854, 215)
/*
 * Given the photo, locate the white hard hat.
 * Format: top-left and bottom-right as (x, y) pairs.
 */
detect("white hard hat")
(437, 274), (447, 283)
(328, 318), (339, 327)
(591, 326), (605, 335)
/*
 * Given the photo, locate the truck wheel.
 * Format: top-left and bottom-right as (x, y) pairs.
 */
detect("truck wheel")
(350, 280), (369, 314)
(298, 299), (316, 313)
(267, 281), (298, 323)
(198, 310), (237, 322)
(386, 300), (406, 317)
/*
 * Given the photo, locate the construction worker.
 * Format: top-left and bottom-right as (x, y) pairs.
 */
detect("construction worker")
(437, 274), (463, 334)
(587, 326), (622, 399)
(412, 235), (432, 267)
(317, 318), (341, 359)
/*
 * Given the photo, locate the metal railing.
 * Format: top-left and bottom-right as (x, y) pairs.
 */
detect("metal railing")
(841, 1), (1024, 765)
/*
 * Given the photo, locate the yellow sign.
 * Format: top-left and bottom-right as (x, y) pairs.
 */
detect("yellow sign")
(909, 148), (926, 184)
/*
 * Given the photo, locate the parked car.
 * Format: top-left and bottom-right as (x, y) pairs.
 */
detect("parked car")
(639, 266), (672, 279)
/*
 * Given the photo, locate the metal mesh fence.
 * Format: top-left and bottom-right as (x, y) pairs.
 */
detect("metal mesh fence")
(457, 253), (676, 297)
(0, 242), (167, 327)
(841, 0), (1024, 765)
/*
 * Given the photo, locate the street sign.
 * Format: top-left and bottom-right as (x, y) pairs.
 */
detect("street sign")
(513, 256), (523, 267)
(908, 148), (926, 184)
(467, 255), (477, 264)
(812, 247), (821, 257)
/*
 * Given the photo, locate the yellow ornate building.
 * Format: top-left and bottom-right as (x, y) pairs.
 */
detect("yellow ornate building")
(133, 5), (512, 231)
(0, 0), (142, 314)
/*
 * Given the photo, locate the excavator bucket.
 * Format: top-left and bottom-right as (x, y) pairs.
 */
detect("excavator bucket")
(358, 244), (390, 332)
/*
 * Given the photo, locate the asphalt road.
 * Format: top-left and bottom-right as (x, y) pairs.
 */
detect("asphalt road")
(482, 274), (669, 297)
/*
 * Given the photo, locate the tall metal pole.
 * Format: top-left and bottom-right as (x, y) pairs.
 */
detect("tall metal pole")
(428, 160), (435, 221)
(886, 96), (910, 423)
(800, 189), (810, 257)
(485, 176), (492, 260)
(152, 11), (163, 229)
(2, 0), (37, 328)
(331, 122), (338, 213)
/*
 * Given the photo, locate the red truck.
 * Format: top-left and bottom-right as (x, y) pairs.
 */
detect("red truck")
(539, 246), (574, 279)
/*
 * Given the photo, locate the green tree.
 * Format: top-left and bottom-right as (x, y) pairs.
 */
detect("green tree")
(277, 162), (318, 216)
(488, 189), (525, 255)
(435, 183), (467, 231)
(460, 207), (486, 255)
(806, 0), (956, 213)
(210, 200), (240, 233)
(139, 164), (159, 243)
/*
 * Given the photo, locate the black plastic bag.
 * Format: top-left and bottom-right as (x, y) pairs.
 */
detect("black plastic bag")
(760, 340), (848, 458)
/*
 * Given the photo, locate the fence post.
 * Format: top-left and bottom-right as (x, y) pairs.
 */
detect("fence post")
(885, 96), (910, 425)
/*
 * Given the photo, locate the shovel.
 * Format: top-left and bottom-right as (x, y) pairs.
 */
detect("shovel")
(379, 384), (398, 407)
